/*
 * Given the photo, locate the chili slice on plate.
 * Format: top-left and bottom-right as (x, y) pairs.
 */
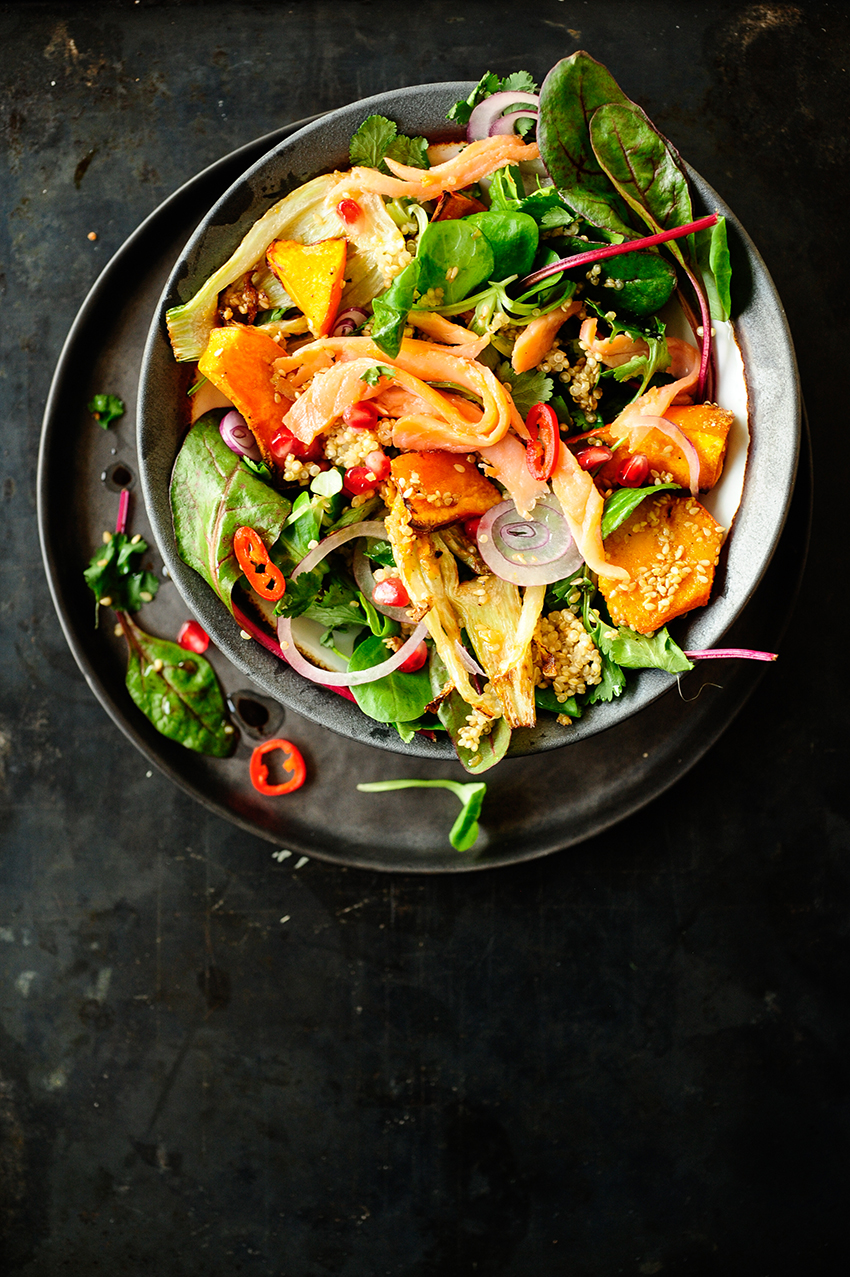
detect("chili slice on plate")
(524, 403), (560, 481)
(233, 525), (286, 602)
(249, 739), (306, 796)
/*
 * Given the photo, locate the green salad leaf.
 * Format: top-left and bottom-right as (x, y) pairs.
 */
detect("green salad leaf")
(83, 531), (159, 619)
(87, 393), (125, 429)
(356, 778), (487, 852)
(607, 626), (694, 673)
(601, 483), (679, 540)
(349, 114), (429, 174)
(347, 634), (433, 725)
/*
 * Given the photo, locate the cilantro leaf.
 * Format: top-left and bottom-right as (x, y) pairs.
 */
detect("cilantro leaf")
(497, 362), (553, 418)
(360, 364), (397, 386)
(274, 569), (323, 619)
(83, 531), (159, 619)
(87, 393), (125, 429)
(349, 114), (429, 175)
(447, 71), (504, 127)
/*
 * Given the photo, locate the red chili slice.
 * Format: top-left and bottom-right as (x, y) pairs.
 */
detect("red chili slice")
(249, 738), (306, 796)
(233, 526), (286, 602)
(524, 403), (560, 481)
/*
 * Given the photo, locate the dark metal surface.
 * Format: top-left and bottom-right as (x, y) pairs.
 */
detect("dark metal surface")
(2, 3), (846, 1273)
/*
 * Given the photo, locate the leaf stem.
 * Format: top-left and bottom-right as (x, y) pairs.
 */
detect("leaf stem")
(518, 213), (719, 289)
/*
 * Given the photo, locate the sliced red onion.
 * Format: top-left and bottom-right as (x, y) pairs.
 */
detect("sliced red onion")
(624, 416), (701, 496)
(489, 110), (538, 137)
(277, 616), (428, 687)
(476, 496), (583, 585)
(332, 307), (369, 337)
(293, 520), (388, 576)
(684, 648), (778, 662)
(352, 546), (410, 622)
(220, 410), (263, 462)
(454, 640), (485, 677)
(467, 91), (539, 142)
(231, 603), (358, 701)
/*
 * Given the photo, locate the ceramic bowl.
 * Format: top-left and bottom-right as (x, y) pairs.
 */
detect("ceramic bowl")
(138, 82), (800, 760)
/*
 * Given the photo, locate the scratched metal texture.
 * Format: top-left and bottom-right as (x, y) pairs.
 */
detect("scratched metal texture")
(0, 2), (847, 1275)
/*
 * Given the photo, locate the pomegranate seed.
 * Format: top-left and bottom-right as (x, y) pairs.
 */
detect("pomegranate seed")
(177, 620), (210, 654)
(398, 639), (428, 673)
(336, 198), (362, 225)
(373, 577), (410, 608)
(364, 449), (391, 481)
(343, 400), (379, 431)
(463, 516), (482, 541)
(269, 426), (323, 463)
(616, 453), (650, 486)
(343, 465), (377, 496)
(574, 445), (613, 471)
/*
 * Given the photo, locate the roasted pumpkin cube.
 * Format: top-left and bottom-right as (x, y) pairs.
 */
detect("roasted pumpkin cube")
(598, 493), (725, 634)
(197, 325), (288, 469)
(601, 403), (734, 492)
(266, 237), (347, 338)
(390, 451), (502, 531)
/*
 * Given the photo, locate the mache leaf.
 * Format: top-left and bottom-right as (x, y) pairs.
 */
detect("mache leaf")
(347, 634), (433, 724)
(356, 778), (487, 852)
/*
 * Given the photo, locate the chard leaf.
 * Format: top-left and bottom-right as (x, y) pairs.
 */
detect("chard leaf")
(607, 625), (694, 673)
(170, 415), (291, 610)
(347, 633), (433, 724)
(87, 393), (125, 429)
(601, 483), (679, 539)
(120, 615), (234, 757)
(589, 101), (694, 269)
(696, 215), (732, 321)
(497, 362), (553, 417)
(83, 532), (159, 618)
(537, 51), (635, 239)
(356, 778), (487, 852)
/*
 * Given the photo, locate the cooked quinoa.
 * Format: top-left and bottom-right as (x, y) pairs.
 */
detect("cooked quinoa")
(322, 419), (393, 469)
(532, 609), (603, 702)
(457, 706), (497, 752)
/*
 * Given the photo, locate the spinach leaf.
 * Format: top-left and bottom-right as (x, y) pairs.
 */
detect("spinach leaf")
(120, 614), (234, 757)
(170, 415), (291, 609)
(347, 634), (433, 724)
(415, 220), (495, 307)
(589, 101), (694, 269)
(83, 531), (159, 619)
(87, 393), (125, 429)
(356, 778), (487, 852)
(607, 625), (694, 673)
(497, 363), (553, 417)
(429, 651), (511, 774)
(466, 210), (539, 281)
(696, 215), (732, 321)
(371, 259), (420, 358)
(577, 241), (677, 316)
(349, 114), (429, 174)
(601, 483), (679, 539)
(537, 51), (635, 239)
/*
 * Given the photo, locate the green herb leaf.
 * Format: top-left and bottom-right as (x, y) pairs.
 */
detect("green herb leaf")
(580, 587), (627, 704)
(446, 71), (503, 127)
(607, 625), (694, 673)
(120, 614), (234, 757)
(497, 363), (553, 418)
(356, 778), (487, 852)
(360, 363), (397, 386)
(83, 532), (159, 618)
(170, 414), (291, 610)
(370, 259), (421, 359)
(349, 114), (429, 175)
(601, 483), (679, 539)
(87, 393), (125, 429)
(274, 569), (323, 619)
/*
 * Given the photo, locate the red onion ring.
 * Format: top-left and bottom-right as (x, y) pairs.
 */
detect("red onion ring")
(489, 111), (538, 137)
(467, 91), (539, 142)
(476, 496), (583, 585)
(220, 410), (263, 461)
(332, 307), (369, 337)
(277, 616), (428, 687)
(454, 640), (485, 677)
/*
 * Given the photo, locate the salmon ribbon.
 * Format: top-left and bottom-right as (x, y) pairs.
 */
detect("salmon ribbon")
(329, 135), (540, 203)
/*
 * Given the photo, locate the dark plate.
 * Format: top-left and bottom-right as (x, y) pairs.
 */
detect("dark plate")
(38, 114), (809, 873)
(138, 82), (800, 761)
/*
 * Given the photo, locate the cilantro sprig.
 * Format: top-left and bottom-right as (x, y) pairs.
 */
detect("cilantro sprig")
(87, 393), (125, 429)
(447, 71), (538, 133)
(349, 114), (430, 175)
(83, 531), (159, 619)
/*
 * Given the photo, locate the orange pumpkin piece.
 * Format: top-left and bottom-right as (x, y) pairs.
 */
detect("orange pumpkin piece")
(390, 451), (502, 531)
(598, 492), (725, 634)
(266, 238), (347, 338)
(197, 325), (287, 471)
(599, 403), (734, 492)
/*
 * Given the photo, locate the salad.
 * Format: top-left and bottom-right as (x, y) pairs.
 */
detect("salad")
(164, 53), (743, 773)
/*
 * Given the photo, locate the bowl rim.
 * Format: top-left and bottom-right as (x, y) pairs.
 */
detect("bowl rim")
(137, 80), (800, 762)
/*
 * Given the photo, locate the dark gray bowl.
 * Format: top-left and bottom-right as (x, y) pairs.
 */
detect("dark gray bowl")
(138, 82), (800, 761)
